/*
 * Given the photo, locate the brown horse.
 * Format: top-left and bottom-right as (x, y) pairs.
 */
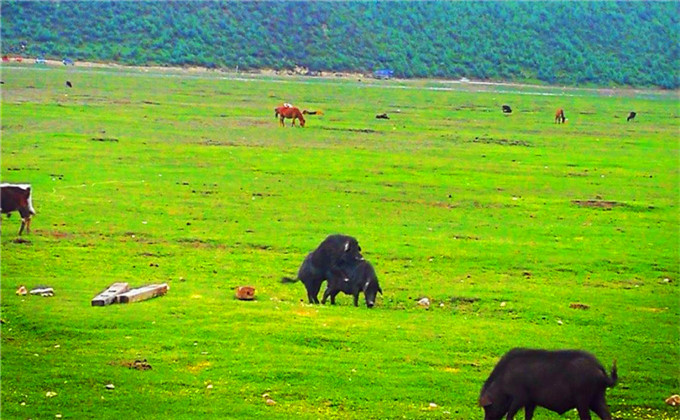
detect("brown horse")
(275, 106), (306, 127)
(555, 108), (566, 124)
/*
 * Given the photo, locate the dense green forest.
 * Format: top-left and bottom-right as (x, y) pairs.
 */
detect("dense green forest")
(1, 1), (678, 88)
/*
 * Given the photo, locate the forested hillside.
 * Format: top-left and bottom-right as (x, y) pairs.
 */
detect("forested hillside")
(1, 1), (678, 88)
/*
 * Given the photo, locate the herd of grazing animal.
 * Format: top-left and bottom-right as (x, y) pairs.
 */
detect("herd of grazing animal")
(2, 90), (640, 419)
(282, 234), (618, 419)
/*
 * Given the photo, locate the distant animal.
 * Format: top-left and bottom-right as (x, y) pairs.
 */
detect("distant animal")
(66, 81), (72, 88)
(282, 234), (364, 304)
(480, 348), (617, 420)
(502, 105), (512, 113)
(302, 110), (322, 115)
(375, 113), (390, 119)
(555, 108), (566, 124)
(275, 105), (306, 127)
(1, 184), (36, 235)
(627, 111), (636, 122)
(322, 259), (382, 308)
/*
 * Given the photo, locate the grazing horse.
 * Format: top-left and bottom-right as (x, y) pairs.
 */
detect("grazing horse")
(627, 111), (637, 122)
(275, 105), (306, 127)
(555, 108), (566, 124)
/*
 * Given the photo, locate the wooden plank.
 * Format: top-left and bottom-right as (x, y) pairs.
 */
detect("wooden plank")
(91, 282), (130, 306)
(117, 283), (168, 304)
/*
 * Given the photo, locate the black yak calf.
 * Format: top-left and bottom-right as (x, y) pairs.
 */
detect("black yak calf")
(627, 111), (636, 122)
(502, 105), (512, 113)
(282, 234), (363, 304)
(322, 259), (382, 308)
(480, 348), (617, 420)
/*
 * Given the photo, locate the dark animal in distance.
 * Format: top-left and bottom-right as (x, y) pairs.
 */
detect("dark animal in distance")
(1, 184), (36, 235)
(555, 108), (566, 124)
(375, 113), (390, 119)
(627, 111), (636, 122)
(322, 259), (382, 308)
(502, 105), (512, 113)
(66, 81), (72, 88)
(274, 105), (306, 127)
(480, 348), (617, 420)
(282, 234), (363, 304)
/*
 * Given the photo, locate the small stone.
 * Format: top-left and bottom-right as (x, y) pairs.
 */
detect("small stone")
(429, 402), (438, 408)
(418, 297), (430, 307)
(236, 286), (256, 300)
(500, 302), (506, 307)
(557, 320), (563, 325)
(45, 391), (57, 398)
(666, 394), (680, 406)
(265, 398), (276, 406)
(206, 384), (213, 389)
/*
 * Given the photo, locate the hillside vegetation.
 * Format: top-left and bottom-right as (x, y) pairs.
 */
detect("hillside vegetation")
(1, 1), (678, 88)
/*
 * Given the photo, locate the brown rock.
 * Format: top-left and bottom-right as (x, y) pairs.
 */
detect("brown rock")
(665, 394), (680, 406)
(236, 286), (256, 300)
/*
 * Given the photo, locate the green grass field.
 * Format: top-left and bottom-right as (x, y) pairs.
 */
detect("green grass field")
(1, 64), (678, 419)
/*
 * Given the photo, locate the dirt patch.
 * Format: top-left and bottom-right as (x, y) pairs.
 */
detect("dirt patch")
(572, 200), (623, 209)
(123, 359), (152, 370)
(449, 296), (480, 304)
(90, 137), (119, 142)
(470, 136), (532, 147)
(199, 139), (264, 148)
(11, 238), (31, 244)
(45, 230), (72, 239)
(320, 127), (378, 134)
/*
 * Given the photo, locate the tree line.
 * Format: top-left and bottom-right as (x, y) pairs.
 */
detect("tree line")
(1, 1), (677, 88)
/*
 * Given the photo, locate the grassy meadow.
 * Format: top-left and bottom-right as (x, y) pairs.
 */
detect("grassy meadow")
(1, 64), (678, 419)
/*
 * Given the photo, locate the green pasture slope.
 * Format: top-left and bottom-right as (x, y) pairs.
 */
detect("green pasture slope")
(1, 65), (678, 419)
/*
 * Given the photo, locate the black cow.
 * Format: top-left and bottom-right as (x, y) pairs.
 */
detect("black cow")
(627, 111), (636, 122)
(282, 234), (363, 304)
(1, 184), (36, 235)
(480, 348), (617, 420)
(502, 105), (512, 113)
(66, 81), (72, 88)
(322, 259), (382, 308)
(376, 113), (390, 119)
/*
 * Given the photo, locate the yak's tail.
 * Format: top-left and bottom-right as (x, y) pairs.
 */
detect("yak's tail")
(281, 277), (299, 284)
(606, 360), (618, 388)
